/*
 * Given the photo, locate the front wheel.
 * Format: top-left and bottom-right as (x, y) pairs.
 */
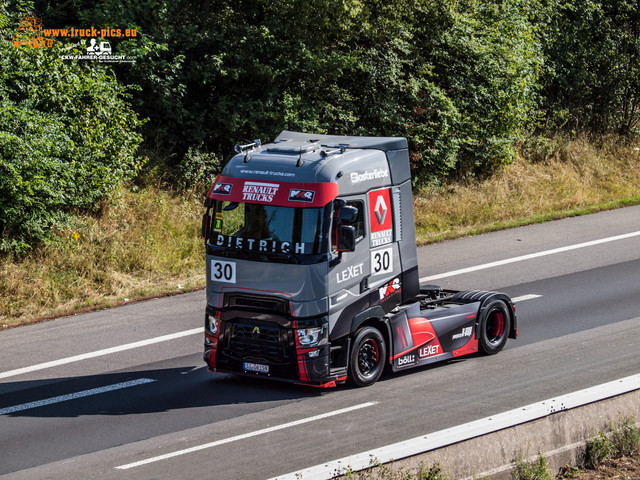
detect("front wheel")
(348, 326), (386, 387)
(478, 299), (511, 355)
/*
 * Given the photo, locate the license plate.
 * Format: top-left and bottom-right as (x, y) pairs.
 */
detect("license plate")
(243, 362), (269, 374)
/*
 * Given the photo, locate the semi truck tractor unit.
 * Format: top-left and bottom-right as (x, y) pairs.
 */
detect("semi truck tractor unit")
(202, 131), (517, 387)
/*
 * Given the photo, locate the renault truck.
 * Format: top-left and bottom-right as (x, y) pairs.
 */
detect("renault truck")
(202, 131), (517, 387)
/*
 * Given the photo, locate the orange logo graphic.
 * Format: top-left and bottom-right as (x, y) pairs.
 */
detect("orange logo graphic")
(12, 17), (53, 48)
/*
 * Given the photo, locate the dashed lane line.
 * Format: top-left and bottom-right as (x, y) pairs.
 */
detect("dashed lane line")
(0, 378), (156, 415)
(420, 231), (640, 283)
(0, 328), (202, 380)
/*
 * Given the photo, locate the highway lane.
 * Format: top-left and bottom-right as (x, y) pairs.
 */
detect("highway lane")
(0, 205), (639, 479)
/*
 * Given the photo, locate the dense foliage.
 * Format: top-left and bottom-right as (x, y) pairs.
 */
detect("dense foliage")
(2, 0), (640, 251)
(0, 5), (143, 252)
(32, 0), (543, 182)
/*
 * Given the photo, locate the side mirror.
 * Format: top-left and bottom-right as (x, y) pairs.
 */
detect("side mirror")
(337, 225), (356, 252)
(339, 205), (358, 223)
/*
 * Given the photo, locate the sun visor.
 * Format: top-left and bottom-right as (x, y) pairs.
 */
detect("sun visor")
(207, 176), (339, 207)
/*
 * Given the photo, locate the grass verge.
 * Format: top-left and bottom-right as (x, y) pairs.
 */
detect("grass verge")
(1, 187), (205, 327)
(1, 134), (640, 327)
(414, 135), (640, 245)
(339, 417), (640, 479)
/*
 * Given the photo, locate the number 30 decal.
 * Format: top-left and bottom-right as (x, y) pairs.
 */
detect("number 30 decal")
(371, 247), (393, 276)
(211, 259), (236, 283)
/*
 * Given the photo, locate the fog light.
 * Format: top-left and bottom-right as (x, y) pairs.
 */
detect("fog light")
(308, 349), (320, 358)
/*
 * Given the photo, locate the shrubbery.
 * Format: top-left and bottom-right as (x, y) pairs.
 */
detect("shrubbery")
(0, 10), (143, 252)
(58, 0), (542, 185)
(3, 0), (640, 251)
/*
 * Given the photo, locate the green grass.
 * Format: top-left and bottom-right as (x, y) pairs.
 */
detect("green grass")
(1, 134), (640, 327)
(512, 452), (554, 480)
(0, 187), (206, 327)
(414, 135), (640, 245)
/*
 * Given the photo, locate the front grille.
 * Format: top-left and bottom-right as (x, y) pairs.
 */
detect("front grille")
(227, 323), (291, 364)
(225, 293), (289, 314)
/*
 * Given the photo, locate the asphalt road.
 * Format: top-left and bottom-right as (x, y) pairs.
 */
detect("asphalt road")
(1, 206), (639, 479)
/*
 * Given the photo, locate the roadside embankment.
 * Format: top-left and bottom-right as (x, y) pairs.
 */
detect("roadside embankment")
(392, 385), (640, 479)
(276, 375), (640, 479)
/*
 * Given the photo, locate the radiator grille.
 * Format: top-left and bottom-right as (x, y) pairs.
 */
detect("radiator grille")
(227, 323), (291, 364)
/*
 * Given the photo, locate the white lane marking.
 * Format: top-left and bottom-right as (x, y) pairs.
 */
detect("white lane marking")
(116, 401), (378, 470)
(272, 374), (640, 480)
(511, 294), (542, 302)
(0, 328), (202, 380)
(0, 378), (156, 415)
(420, 231), (640, 283)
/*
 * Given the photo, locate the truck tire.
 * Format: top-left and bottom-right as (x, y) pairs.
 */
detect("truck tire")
(348, 326), (386, 387)
(478, 299), (511, 355)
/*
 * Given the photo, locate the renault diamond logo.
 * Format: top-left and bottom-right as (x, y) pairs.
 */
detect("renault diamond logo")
(374, 195), (388, 226)
(252, 326), (261, 338)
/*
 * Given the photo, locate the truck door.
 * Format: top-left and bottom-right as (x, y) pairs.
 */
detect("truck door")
(327, 198), (369, 320)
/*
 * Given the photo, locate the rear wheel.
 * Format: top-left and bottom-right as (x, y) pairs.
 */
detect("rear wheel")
(478, 300), (511, 354)
(348, 326), (386, 387)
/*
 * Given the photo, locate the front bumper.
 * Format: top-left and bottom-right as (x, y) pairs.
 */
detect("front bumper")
(203, 307), (339, 386)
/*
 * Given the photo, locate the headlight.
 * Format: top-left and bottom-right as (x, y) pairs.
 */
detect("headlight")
(297, 326), (325, 347)
(207, 314), (219, 335)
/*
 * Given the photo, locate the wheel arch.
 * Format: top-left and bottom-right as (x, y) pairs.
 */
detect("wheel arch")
(452, 290), (518, 340)
(350, 306), (392, 364)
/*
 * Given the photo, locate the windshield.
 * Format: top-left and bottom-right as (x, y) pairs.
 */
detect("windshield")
(205, 200), (329, 261)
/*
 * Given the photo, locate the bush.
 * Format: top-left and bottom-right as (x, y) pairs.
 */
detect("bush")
(512, 451), (553, 480)
(175, 146), (223, 194)
(586, 432), (613, 468)
(0, 13), (144, 252)
(611, 417), (640, 457)
(586, 417), (640, 468)
(53, 0), (543, 186)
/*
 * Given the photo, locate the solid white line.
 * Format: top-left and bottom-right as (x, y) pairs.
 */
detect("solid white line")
(115, 401), (378, 470)
(272, 374), (640, 480)
(0, 328), (202, 380)
(420, 231), (640, 283)
(0, 378), (156, 415)
(511, 294), (542, 302)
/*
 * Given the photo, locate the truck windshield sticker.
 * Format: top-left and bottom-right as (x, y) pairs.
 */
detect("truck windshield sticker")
(212, 183), (232, 195)
(208, 176), (338, 208)
(242, 182), (280, 202)
(368, 189), (393, 246)
(212, 233), (309, 254)
(213, 213), (223, 233)
(288, 189), (315, 202)
(206, 200), (327, 256)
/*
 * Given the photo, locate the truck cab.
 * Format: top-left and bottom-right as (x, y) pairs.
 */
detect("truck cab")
(203, 131), (517, 387)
